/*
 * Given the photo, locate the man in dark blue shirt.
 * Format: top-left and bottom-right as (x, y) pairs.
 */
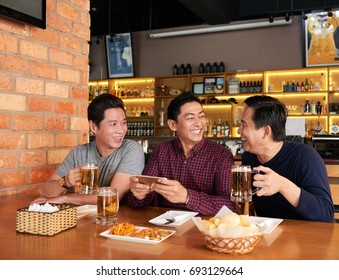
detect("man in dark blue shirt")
(239, 95), (334, 222)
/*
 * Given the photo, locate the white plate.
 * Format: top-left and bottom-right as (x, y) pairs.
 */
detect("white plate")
(248, 216), (283, 235)
(149, 210), (199, 227)
(99, 227), (176, 244)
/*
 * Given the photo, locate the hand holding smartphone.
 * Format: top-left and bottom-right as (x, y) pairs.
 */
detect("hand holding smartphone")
(135, 175), (166, 186)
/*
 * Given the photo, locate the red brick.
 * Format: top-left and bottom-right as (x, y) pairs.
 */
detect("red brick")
(0, 133), (25, 149)
(31, 60), (57, 79)
(0, 113), (11, 129)
(60, 33), (81, 52)
(0, 93), (26, 111)
(71, 86), (88, 100)
(30, 28), (59, 45)
(13, 114), (43, 131)
(27, 133), (54, 149)
(57, 1), (79, 21)
(0, 152), (19, 169)
(50, 47), (73, 66)
(0, 72), (14, 90)
(56, 100), (77, 115)
(71, 117), (88, 131)
(0, 17), (28, 36)
(55, 133), (78, 147)
(20, 151), (46, 167)
(16, 77), (44, 95)
(20, 40), (48, 60)
(48, 14), (72, 33)
(29, 166), (55, 184)
(58, 67), (80, 83)
(45, 82), (69, 98)
(46, 116), (69, 130)
(0, 32), (18, 52)
(0, 170), (26, 188)
(0, 53), (29, 74)
(28, 97), (54, 112)
(73, 22), (90, 40)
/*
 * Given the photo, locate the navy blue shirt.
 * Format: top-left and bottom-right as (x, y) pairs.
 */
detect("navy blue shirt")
(242, 141), (334, 223)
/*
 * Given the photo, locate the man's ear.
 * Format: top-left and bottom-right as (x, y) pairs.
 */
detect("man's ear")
(89, 120), (97, 134)
(167, 119), (177, 131)
(263, 125), (272, 138)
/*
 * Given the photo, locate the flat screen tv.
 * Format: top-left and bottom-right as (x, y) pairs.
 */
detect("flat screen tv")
(0, 0), (46, 29)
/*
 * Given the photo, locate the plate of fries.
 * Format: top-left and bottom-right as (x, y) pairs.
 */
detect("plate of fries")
(99, 222), (176, 244)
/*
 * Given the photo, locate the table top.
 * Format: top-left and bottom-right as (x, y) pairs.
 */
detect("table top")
(1, 193), (339, 260)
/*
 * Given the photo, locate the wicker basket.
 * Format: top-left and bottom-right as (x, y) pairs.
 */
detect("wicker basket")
(16, 204), (77, 236)
(201, 232), (261, 254)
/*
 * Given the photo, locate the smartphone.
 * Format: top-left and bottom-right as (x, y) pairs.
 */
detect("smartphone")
(135, 175), (166, 186)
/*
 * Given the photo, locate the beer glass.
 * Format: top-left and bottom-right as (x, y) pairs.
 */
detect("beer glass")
(96, 187), (119, 225)
(231, 165), (252, 203)
(80, 163), (98, 194)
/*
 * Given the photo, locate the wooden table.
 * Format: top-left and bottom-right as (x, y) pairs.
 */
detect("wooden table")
(1, 193), (339, 260)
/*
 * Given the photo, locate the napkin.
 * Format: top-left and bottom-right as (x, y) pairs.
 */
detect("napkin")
(28, 202), (59, 213)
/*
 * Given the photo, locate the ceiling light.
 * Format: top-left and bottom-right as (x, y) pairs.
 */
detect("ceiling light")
(149, 19), (292, 39)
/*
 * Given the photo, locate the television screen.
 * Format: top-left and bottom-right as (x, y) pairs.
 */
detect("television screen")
(0, 0), (46, 29)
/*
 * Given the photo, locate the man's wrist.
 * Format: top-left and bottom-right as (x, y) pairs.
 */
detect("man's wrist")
(185, 192), (190, 205)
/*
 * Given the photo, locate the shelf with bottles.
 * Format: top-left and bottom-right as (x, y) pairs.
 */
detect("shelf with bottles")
(265, 67), (328, 93)
(155, 75), (189, 98)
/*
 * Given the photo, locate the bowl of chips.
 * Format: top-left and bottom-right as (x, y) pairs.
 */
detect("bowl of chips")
(193, 211), (262, 254)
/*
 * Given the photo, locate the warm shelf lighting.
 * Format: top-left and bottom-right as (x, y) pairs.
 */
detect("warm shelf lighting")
(149, 19), (292, 38)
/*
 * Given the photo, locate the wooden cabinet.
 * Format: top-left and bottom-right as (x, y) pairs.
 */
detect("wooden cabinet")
(88, 66), (339, 139)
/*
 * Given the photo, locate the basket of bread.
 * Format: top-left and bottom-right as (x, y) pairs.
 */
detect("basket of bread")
(193, 207), (262, 254)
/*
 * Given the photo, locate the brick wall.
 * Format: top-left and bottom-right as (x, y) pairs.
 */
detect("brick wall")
(0, 0), (90, 196)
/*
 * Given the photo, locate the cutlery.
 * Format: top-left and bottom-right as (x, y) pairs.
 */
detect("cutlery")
(163, 218), (175, 225)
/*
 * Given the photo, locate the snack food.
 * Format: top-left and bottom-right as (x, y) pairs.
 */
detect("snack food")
(200, 212), (260, 238)
(108, 222), (172, 241)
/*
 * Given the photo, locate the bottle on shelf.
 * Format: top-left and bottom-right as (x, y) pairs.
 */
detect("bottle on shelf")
(212, 122), (217, 137)
(322, 97), (327, 114)
(224, 121), (230, 137)
(305, 78), (309, 91)
(179, 64), (185, 75)
(172, 64), (178, 76)
(158, 99), (165, 127)
(212, 62), (218, 73)
(310, 100), (316, 115)
(185, 63), (192, 74)
(300, 81), (305, 92)
(309, 79), (314, 91)
(206, 63), (212, 73)
(218, 62), (225, 73)
(316, 101), (322, 115)
(304, 99), (310, 114)
(320, 72), (325, 89)
(198, 63), (205, 74)
(314, 121), (322, 134)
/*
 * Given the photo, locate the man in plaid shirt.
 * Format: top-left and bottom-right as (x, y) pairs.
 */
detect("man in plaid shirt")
(128, 92), (236, 215)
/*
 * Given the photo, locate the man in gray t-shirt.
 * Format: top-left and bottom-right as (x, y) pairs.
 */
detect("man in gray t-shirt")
(32, 94), (144, 205)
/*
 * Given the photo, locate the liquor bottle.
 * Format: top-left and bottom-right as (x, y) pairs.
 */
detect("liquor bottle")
(304, 99), (310, 113)
(198, 63), (205, 74)
(185, 63), (192, 74)
(212, 62), (218, 73)
(305, 78), (309, 91)
(320, 72), (325, 89)
(310, 100), (316, 115)
(322, 97), (327, 114)
(212, 122), (217, 137)
(314, 121), (322, 134)
(316, 101), (322, 115)
(218, 62), (225, 72)
(172, 64), (178, 75)
(309, 79), (314, 91)
(206, 63), (212, 73)
(216, 119), (222, 137)
(179, 64), (185, 75)
(158, 99), (165, 126)
(300, 81), (305, 92)
(224, 121), (230, 137)
(239, 82), (243, 93)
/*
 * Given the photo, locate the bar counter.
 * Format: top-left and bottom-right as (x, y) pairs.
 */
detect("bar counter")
(1, 193), (339, 260)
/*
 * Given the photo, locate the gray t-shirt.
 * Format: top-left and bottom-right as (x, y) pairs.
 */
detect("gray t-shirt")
(56, 139), (144, 187)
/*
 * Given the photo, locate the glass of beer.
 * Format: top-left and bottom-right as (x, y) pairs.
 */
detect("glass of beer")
(96, 187), (119, 225)
(80, 163), (98, 194)
(231, 165), (253, 203)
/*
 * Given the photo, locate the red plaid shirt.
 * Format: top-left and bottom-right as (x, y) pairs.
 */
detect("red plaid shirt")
(128, 137), (236, 215)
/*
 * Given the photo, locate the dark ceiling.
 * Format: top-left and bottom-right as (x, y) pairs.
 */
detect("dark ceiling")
(90, 0), (339, 37)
